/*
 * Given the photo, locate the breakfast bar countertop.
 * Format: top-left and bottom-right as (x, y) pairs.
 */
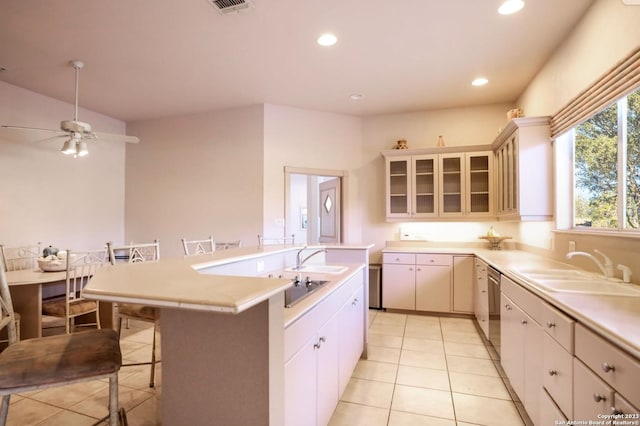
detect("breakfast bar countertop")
(83, 244), (372, 315)
(382, 245), (640, 360)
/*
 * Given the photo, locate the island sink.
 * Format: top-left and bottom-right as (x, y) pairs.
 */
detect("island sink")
(284, 278), (329, 308)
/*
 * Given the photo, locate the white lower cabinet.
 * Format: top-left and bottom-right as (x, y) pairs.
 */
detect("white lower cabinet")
(474, 258), (489, 338)
(382, 252), (473, 314)
(284, 270), (365, 426)
(574, 323), (640, 418)
(500, 276), (543, 425)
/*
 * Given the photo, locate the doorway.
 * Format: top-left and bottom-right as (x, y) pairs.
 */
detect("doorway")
(285, 167), (345, 245)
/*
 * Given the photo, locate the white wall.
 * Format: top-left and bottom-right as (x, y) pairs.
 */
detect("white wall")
(360, 103), (514, 262)
(0, 81), (126, 251)
(125, 106), (264, 258)
(263, 104), (363, 244)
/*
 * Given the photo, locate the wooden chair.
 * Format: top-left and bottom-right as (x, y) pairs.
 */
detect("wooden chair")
(215, 240), (242, 250)
(41, 249), (108, 334)
(0, 251), (126, 426)
(107, 241), (160, 388)
(0, 243), (40, 272)
(0, 244), (40, 342)
(181, 236), (215, 255)
(258, 234), (294, 247)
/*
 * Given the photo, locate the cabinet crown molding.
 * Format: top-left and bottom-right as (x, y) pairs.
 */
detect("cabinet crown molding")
(491, 116), (551, 149)
(381, 144), (493, 158)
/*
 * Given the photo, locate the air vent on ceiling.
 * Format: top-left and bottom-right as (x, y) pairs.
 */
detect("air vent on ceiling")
(207, 0), (253, 14)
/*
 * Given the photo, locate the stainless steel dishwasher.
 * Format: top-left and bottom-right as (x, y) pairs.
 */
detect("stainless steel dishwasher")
(487, 266), (501, 356)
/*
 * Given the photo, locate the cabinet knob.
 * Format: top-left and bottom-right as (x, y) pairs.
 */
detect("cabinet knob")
(416, 268), (421, 272)
(313, 342), (321, 350)
(601, 363), (615, 373)
(352, 298), (358, 306)
(504, 304), (512, 311)
(548, 369), (558, 376)
(521, 319), (528, 325)
(611, 408), (624, 416)
(409, 267), (413, 271)
(319, 336), (326, 343)
(430, 259), (435, 263)
(593, 393), (606, 403)
(546, 321), (556, 328)
(481, 290), (487, 293)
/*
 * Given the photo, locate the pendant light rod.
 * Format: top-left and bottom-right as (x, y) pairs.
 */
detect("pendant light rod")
(69, 60), (84, 122)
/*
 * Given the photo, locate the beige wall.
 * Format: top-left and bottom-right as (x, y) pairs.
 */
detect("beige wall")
(516, 0), (640, 279)
(519, 0), (640, 116)
(263, 104), (363, 244)
(0, 81), (126, 251)
(125, 106), (264, 258)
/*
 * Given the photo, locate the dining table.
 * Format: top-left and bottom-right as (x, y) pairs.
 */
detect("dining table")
(5, 268), (114, 339)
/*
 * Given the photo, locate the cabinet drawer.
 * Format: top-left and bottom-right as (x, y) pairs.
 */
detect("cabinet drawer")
(501, 275), (543, 324)
(575, 323), (640, 408)
(541, 302), (575, 354)
(540, 388), (567, 425)
(614, 393), (640, 417)
(543, 333), (573, 418)
(382, 253), (415, 265)
(416, 254), (452, 266)
(573, 358), (614, 421)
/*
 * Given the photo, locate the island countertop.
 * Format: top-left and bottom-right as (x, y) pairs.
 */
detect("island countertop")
(83, 244), (372, 315)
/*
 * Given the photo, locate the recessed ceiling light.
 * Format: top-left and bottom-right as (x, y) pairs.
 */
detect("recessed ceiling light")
(317, 33), (337, 46)
(350, 94), (363, 100)
(472, 78), (489, 86)
(498, 0), (525, 15)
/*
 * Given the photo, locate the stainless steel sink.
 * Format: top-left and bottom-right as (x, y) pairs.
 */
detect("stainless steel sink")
(284, 278), (329, 308)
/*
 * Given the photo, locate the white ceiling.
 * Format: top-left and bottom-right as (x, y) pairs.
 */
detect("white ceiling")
(0, 0), (595, 123)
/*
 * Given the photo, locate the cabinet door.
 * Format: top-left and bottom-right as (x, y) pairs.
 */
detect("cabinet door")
(339, 286), (365, 396)
(439, 154), (465, 216)
(573, 358), (614, 421)
(523, 313), (543, 426)
(382, 264), (415, 310)
(317, 313), (340, 426)
(412, 155), (438, 217)
(285, 335), (318, 426)
(452, 256), (474, 313)
(497, 133), (518, 215)
(415, 265), (451, 312)
(465, 152), (493, 216)
(500, 293), (524, 398)
(475, 259), (489, 338)
(386, 157), (411, 218)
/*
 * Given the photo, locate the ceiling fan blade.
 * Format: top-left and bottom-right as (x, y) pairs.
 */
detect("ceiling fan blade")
(33, 134), (69, 144)
(1, 124), (64, 134)
(92, 131), (139, 143)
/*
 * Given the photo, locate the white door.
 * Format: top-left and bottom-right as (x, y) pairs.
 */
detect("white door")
(319, 178), (340, 243)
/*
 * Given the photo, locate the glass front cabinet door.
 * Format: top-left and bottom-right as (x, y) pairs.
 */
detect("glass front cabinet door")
(411, 155), (438, 218)
(439, 152), (493, 218)
(385, 156), (411, 218)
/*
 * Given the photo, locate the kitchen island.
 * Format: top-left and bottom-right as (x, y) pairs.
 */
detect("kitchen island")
(83, 244), (371, 426)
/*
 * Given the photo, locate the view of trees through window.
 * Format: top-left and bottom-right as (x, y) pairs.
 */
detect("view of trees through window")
(574, 87), (640, 230)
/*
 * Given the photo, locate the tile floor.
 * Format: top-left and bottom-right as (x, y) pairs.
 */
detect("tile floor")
(6, 311), (530, 425)
(328, 310), (530, 426)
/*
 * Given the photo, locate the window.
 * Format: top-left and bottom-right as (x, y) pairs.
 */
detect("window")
(572, 87), (640, 231)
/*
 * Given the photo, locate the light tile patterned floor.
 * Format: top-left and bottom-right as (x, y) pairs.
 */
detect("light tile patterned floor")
(329, 310), (529, 426)
(7, 311), (530, 425)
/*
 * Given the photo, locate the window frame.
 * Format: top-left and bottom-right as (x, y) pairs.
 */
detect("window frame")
(555, 93), (639, 237)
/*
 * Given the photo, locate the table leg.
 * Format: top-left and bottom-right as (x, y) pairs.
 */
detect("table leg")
(9, 284), (42, 339)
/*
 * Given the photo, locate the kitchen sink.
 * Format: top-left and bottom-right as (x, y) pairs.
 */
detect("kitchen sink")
(284, 264), (348, 275)
(510, 267), (640, 297)
(284, 278), (330, 308)
(529, 279), (640, 297)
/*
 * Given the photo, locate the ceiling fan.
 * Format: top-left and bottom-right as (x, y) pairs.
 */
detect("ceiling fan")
(1, 60), (139, 157)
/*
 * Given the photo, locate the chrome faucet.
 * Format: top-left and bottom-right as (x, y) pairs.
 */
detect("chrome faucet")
(566, 250), (614, 278)
(295, 246), (327, 270)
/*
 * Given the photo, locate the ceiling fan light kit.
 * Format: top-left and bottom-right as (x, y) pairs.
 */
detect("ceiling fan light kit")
(1, 59), (139, 159)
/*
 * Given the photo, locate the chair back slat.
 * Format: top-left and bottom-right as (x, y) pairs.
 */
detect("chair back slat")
(181, 237), (215, 255)
(107, 241), (160, 265)
(257, 234), (294, 247)
(0, 244), (41, 272)
(0, 250), (19, 345)
(68, 249), (109, 302)
(215, 240), (242, 250)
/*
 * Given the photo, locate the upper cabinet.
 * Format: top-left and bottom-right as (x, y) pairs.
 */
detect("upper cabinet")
(492, 117), (553, 221)
(383, 147), (493, 221)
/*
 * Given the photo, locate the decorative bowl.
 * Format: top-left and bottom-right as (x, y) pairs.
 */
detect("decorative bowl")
(37, 258), (66, 272)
